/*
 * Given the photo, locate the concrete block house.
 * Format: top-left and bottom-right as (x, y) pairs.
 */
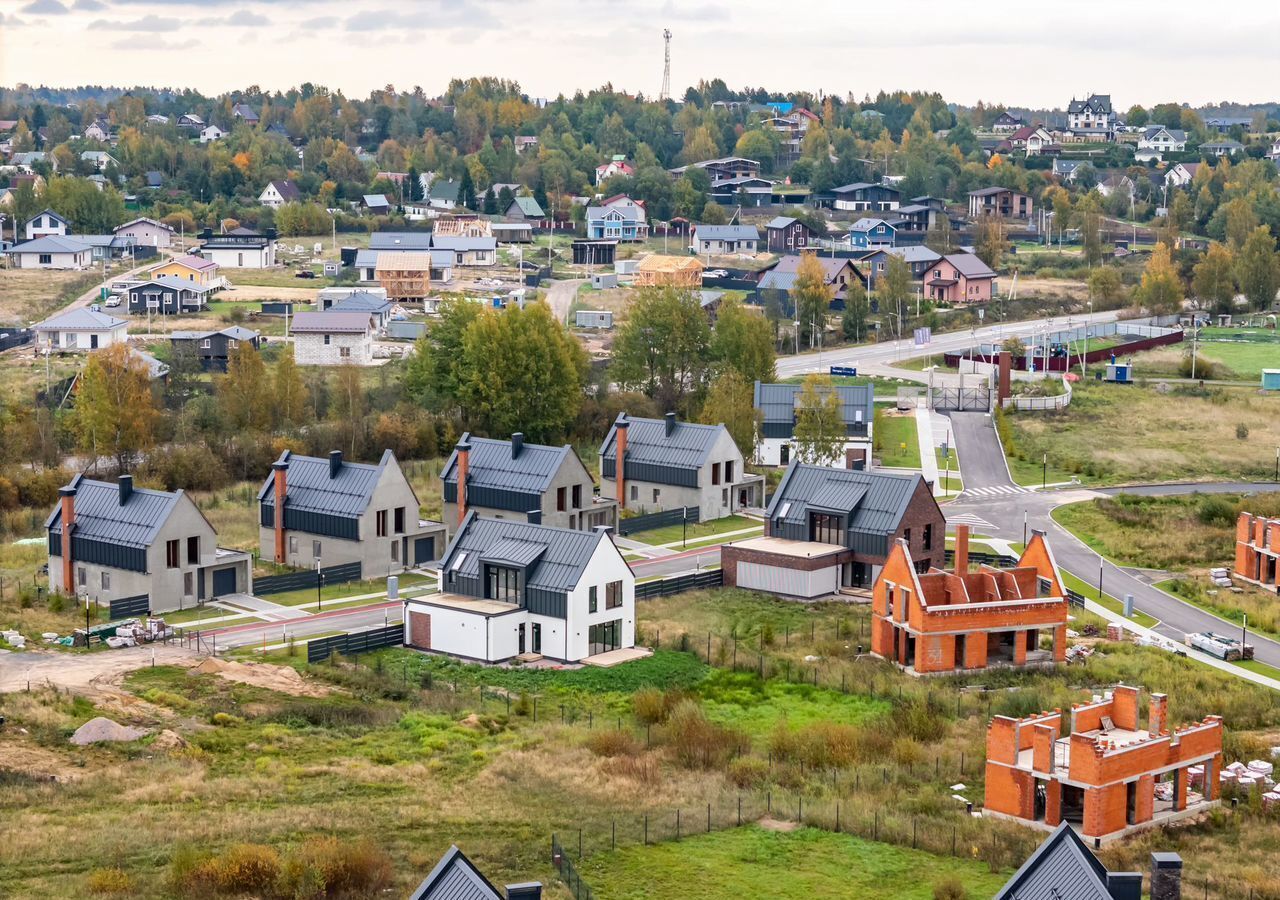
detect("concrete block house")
(440, 433), (618, 534)
(984, 685), (1224, 844)
(32, 308), (127, 351)
(691, 224), (759, 255)
(403, 513), (636, 664)
(1234, 511), (1280, 588)
(721, 463), (944, 596)
(871, 526), (1070, 675)
(290, 311), (375, 366)
(753, 380), (874, 468)
(599, 413), (764, 519)
(46, 474), (252, 613)
(258, 449), (446, 576)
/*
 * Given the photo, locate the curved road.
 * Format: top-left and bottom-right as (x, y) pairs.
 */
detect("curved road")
(944, 411), (1280, 669)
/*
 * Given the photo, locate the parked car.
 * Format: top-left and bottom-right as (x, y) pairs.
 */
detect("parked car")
(104, 297), (121, 308)
(294, 270), (316, 279)
(704, 269), (728, 278)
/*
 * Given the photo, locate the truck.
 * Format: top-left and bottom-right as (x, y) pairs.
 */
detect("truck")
(1185, 631), (1254, 661)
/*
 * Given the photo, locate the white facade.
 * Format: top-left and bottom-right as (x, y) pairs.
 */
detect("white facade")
(25, 211), (68, 240)
(293, 329), (375, 366)
(200, 243), (275, 268)
(756, 434), (872, 469)
(199, 125), (226, 143)
(35, 324), (128, 351)
(1138, 128), (1187, 153)
(10, 245), (92, 269)
(115, 218), (173, 249)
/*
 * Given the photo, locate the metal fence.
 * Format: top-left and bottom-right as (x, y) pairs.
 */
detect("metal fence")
(0, 327), (33, 352)
(109, 593), (150, 619)
(931, 385), (991, 412)
(253, 562), (362, 596)
(635, 570), (723, 601)
(551, 833), (596, 900)
(1002, 377), (1073, 412)
(943, 550), (1019, 569)
(618, 506), (701, 537)
(307, 623), (403, 663)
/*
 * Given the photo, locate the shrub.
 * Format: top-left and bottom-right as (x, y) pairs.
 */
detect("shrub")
(86, 867), (132, 894)
(172, 844), (281, 897)
(211, 712), (242, 727)
(727, 756), (770, 788)
(277, 836), (392, 899)
(586, 729), (641, 758)
(933, 877), (969, 900)
(1196, 496), (1237, 527)
(632, 687), (668, 725)
(1236, 423), (1249, 440)
(769, 721), (861, 769)
(659, 700), (750, 769)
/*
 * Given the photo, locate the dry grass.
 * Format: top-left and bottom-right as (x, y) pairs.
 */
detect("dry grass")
(0, 268), (102, 323)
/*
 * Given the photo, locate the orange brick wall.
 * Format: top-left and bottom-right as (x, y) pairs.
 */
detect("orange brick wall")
(1112, 685), (1140, 731)
(1044, 780), (1062, 826)
(984, 763), (1035, 819)
(1135, 774), (1154, 824)
(1083, 783), (1127, 838)
(963, 633), (988, 668)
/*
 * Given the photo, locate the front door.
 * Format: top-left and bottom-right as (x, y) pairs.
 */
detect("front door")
(90, 334), (98, 349)
(211, 567), (237, 597)
(532, 623), (542, 654)
(518, 623), (526, 655)
(779, 443), (790, 466)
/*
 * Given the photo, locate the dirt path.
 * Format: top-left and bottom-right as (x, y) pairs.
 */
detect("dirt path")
(0, 646), (199, 698)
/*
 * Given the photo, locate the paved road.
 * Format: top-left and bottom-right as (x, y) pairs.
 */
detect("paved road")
(203, 600), (401, 650)
(944, 411), (1280, 670)
(544, 278), (585, 326)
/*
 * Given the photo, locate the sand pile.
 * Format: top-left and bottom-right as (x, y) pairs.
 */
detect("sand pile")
(70, 717), (148, 745)
(150, 729), (189, 751)
(187, 657), (329, 697)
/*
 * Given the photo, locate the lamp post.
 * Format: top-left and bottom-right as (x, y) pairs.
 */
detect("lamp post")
(1042, 453), (1047, 491)
(314, 557), (323, 612)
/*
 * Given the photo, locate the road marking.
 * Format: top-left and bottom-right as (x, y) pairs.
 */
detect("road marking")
(946, 513), (996, 531)
(961, 485), (1031, 498)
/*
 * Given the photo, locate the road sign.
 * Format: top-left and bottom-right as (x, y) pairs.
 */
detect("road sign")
(913, 327), (932, 346)
(829, 365), (858, 377)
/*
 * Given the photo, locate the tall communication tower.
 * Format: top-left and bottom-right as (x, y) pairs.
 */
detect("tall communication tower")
(659, 29), (672, 101)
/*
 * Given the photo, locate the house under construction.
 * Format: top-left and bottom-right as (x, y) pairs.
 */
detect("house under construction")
(375, 251), (431, 301)
(633, 254), (704, 287)
(434, 215), (491, 238)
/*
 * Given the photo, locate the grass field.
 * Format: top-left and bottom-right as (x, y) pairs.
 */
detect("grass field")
(935, 447), (962, 496)
(626, 514), (760, 547)
(1001, 379), (1280, 484)
(1059, 569), (1159, 630)
(579, 826), (1012, 900)
(873, 410), (921, 469)
(0, 266), (110, 323)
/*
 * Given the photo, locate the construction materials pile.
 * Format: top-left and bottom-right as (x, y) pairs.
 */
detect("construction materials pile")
(104, 618), (174, 649)
(1, 629), (25, 649)
(1209, 567), (1234, 588)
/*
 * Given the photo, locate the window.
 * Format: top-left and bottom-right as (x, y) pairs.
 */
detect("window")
(228, 339), (238, 349)
(323, 334), (331, 345)
(712, 463), (721, 485)
(77, 567), (86, 586)
(722, 489), (728, 505)
(187, 536), (199, 564)
(184, 572), (194, 596)
(201, 339), (212, 349)
(450, 551), (468, 572)
(101, 572), (110, 591)
(376, 509), (388, 537)
(486, 565), (519, 603)
(288, 535), (298, 553)
(809, 513), (842, 545)
(923, 524), (933, 551)
(605, 580), (623, 609)
(903, 527), (912, 547)
(391, 542), (399, 562)
(312, 540), (322, 559)
(39, 254), (52, 265)
(630, 485), (638, 501)
(572, 484), (582, 509)
(394, 507), (405, 534)
(589, 585), (598, 613)
(339, 347), (351, 358)
(166, 539), (180, 569)
(652, 489), (660, 504)
(557, 486), (566, 512)
(725, 461), (734, 483)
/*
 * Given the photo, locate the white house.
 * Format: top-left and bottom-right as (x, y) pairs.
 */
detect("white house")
(32, 308), (128, 350)
(290, 311), (375, 366)
(1138, 127), (1187, 154)
(197, 228), (277, 268)
(753, 381), (875, 469)
(691, 224), (760, 255)
(80, 150), (119, 171)
(1165, 162), (1202, 190)
(24, 209), (69, 240)
(199, 125), (226, 143)
(5, 235), (92, 269)
(258, 180), (301, 208)
(114, 217), (174, 249)
(404, 512), (637, 663)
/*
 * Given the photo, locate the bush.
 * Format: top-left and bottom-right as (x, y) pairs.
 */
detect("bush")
(276, 836), (392, 899)
(726, 756), (770, 788)
(1236, 423), (1249, 440)
(632, 687), (668, 725)
(585, 729), (641, 758)
(173, 844), (281, 897)
(210, 712), (242, 727)
(769, 721), (861, 769)
(933, 876), (969, 900)
(659, 700), (750, 769)
(1196, 496), (1237, 527)
(86, 867), (132, 894)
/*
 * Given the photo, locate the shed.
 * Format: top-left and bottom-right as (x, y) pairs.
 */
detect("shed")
(1262, 369), (1280, 391)
(591, 273), (618, 289)
(615, 259), (639, 276)
(575, 310), (614, 329)
(1105, 362), (1133, 383)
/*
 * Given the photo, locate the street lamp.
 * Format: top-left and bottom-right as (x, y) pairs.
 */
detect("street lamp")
(1042, 453), (1047, 491)
(314, 556), (323, 612)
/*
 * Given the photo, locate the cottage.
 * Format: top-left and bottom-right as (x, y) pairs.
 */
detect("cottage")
(83, 119), (112, 143)
(169, 326), (262, 372)
(1052, 159), (1084, 182)
(985, 684), (1223, 843)
(258, 179), (301, 208)
(997, 823), (1186, 900)
(757, 254), (864, 307)
(764, 216), (813, 254)
(373, 252), (432, 300)
(199, 125), (226, 143)
(409, 845), (542, 900)
(858, 245), (941, 290)
(126, 276), (218, 315)
(1164, 162), (1202, 189)
(431, 235), (497, 267)
(691, 224), (759, 255)
(177, 113), (204, 129)
(968, 186), (1034, 220)
(848, 217), (896, 250)
(668, 157), (762, 182)
(1200, 139), (1244, 158)
(763, 108), (819, 164)
(991, 112), (1023, 133)
(150, 254), (220, 286)
(585, 198), (649, 241)
(921, 253), (998, 303)
(291, 311), (375, 365)
(259, 449), (446, 574)
(441, 433), (618, 533)
(504, 195), (544, 221)
(427, 178), (460, 210)
(753, 381), (874, 468)
(32, 308), (127, 351)
(326, 290), (395, 328)
(1006, 125), (1056, 156)
(600, 412), (764, 518)
(232, 103), (260, 124)
(5, 234), (92, 269)
(197, 227), (277, 268)
(826, 182), (901, 212)
(633, 254), (703, 287)
(24, 209), (69, 240)
(1234, 511), (1280, 589)
(114, 217), (174, 249)
(721, 463), (944, 596)
(708, 175), (777, 206)
(363, 194), (392, 215)
(46, 474), (253, 613)
(1065, 94), (1115, 140)
(1097, 174), (1135, 200)
(595, 156), (635, 184)
(514, 136), (539, 155)
(1138, 126), (1187, 154)
(80, 150), (119, 171)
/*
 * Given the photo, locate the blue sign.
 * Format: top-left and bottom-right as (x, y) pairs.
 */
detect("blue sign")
(829, 365), (858, 377)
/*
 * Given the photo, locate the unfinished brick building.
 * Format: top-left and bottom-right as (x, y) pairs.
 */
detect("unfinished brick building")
(985, 685), (1224, 845)
(870, 526), (1070, 674)
(1234, 511), (1279, 588)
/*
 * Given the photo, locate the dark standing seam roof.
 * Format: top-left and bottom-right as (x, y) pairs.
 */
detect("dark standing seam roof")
(44, 476), (179, 548)
(370, 231), (433, 251)
(754, 382), (874, 431)
(407, 845), (503, 900)
(257, 449), (392, 517)
(766, 462), (923, 535)
(439, 514), (604, 595)
(994, 822), (1114, 900)
(441, 435), (573, 494)
(600, 417), (725, 471)
(482, 537), (548, 568)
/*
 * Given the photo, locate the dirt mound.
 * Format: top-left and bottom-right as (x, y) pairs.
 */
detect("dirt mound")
(757, 816), (801, 832)
(190, 657), (230, 675)
(187, 657), (329, 698)
(150, 729), (189, 751)
(70, 717), (148, 745)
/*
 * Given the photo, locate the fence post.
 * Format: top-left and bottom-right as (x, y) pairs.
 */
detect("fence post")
(676, 809), (681, 841)
(707, 802), (711, 833)
(578, 828), (582, 860)
(738, 796), (742, 826)
(835, 801), (840, 832)
(874, 810), (878, 841)
(767, 791), (771, 813)
(644, 814), (648, 845)
(798, 796), (803, 824)
(913, 818), (917, 849)
(612, 820), (616, 851)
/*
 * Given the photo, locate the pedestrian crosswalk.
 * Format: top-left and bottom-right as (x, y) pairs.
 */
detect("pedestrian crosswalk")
(946, 513), (996, 531)
(961, 484), (1032, 498)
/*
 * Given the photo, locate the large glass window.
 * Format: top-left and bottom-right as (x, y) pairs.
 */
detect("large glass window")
(606, 580), (623, 609)
(589, 585), (598, 613)
(486, 565), (520, 603)
(809, 513), (842, 545)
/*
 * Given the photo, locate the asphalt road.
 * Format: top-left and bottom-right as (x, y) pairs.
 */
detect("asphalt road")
(204, 600), (400, 650)
(944, 411), (1280, 668)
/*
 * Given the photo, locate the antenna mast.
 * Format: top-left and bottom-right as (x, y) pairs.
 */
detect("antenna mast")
(659, 29), (672, 101)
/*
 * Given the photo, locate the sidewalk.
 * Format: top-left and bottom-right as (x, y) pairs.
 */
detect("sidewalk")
(913, 399), (940, 494)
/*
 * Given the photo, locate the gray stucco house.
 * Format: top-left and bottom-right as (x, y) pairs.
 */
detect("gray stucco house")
(258, 449), (446, 577)
(440, 433), (618, 533)
(46, 474), (252, 613)
(599, 413), (764, 519)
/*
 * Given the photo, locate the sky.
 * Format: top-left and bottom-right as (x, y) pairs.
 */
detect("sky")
(1, 0), (1277, 110)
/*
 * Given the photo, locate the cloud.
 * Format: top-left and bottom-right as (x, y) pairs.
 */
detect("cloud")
(91, 14), (180, 30)
(299, 15), (338, 28)
(344, 4), (496, 32)
(108, 36), (197, 50)
(226, 9), (268, 25)
(71, 0), (105, 8)
(22, 0), (68, 13)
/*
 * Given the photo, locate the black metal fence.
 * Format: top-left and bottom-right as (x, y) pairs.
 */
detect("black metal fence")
(1065, 588), (1087, 609)
(253, 562), (362, 596)
(635, 570), (723, 601)
(307, 623), (403, 663)
(942, 550), (1019, 568)
(0, 327), (32, 352)
(109, 593), (150, 620)
(618, 506), (701, 537)
(550, 833), (596, 900)
(260, 301), (294, 316)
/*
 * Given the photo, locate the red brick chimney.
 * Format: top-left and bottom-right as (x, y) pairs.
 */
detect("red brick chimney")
(1149, 692), (1168, 735)
(614, 414), (629, 510)
(997, 350), (1012, 405)
(272, 454), (289, 564)
(456, 435), (472, 522)
(59, 484), (76, 594)
(954, 523), (970, 575)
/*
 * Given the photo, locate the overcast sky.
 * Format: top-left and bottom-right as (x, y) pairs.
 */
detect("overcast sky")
(1, 0), (1275, 109)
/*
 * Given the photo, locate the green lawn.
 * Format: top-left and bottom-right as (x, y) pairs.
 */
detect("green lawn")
(935, 448), (962, 496)
(891, 356), (957, 374)
(578, 826), (1012, 900)
(1234, 659), (1280, 682)
(873, 412), (921, 469)
(627, 514), (760, 547)
(1059, 569), (1159, 630)
(261, 572), (430, 607)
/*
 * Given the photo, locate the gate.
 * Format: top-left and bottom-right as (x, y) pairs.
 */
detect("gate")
(414, 536), (435, 564)
(930, 385), (992, 411)
(211, 568), (237, 598)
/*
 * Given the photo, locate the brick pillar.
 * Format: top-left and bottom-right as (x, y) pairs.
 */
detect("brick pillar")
(1044, 780), (1062, 826)
(272, 458), (288, 564)
(59, 485), (76, 594)
(1052, 624), (1068, 662)
(1173, 767), (1188, 812)
(615, 417), (629, 510)
(1135, 774), (1155, 824)
(1111, 685), (1140, 731)
(1013, 631), (1028, 665)
(1149, 693), (1168, 735)
(965, 633), (988, 669)
(954, 523), (970, 574)
(998, 350), (1012, 404)
(1204, 754), (1221, 801)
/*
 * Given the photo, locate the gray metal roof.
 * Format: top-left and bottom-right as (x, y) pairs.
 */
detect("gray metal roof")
(45, 475), (181, 549)
(257, 449), (395, 518)
(440, 514), (605, 595)
(864, 245), (941, 265)
(330, 292), (393, 313)
(935, 253), (997, 279)
(509, 196), (544, 217)
(431, 235), (497, 251)
(600, 414), (726, 471)
(130, 276), (216, 294)
(765, 216), (798, 229)
(754, 381), (874, 429)
(586, 205), (646, 224)
(849, 218), (893, 233)
(6, 235), (92, 256)
(766, 463), (924, 538)
(441, 434), (576, 495)
(407, 846), (503, 900)
(994, 822), (1114, 900)
(694, 224), (760, 241)
(290, 311), (373, 334)
(34, 308), (126, 331)
(369, 231), (432, 251)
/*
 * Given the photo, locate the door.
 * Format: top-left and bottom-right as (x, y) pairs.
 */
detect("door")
(518, 623), (526, 655)
(779, 443), (790, 466)
(90, 334), (98, 349)
(588, 620), (621, 656)
(414, 537), (435, 564)
(211, 567), (237, 597)
(532, 623), (542, 654)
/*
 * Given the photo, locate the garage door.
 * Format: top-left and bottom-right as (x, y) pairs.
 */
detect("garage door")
(211, 567), (237, 597)
(414, 536), (435, 565)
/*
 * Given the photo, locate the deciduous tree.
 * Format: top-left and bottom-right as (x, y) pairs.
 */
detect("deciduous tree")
(792, 374), (845, 465)
(700, 370), (759, 459)
(1191, 243), (1237, 313)
(73, 344), (159, 472)
(1135, 243), (1184, 316)
(611, 286), (711, 413)
(791, 253), (834, 350)
(1236, 226), (1280, 310)
(710, 296), (776, 384)
(218, 342), (271, 431)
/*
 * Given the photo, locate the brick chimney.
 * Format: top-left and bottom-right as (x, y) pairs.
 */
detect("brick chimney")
(1150, 852), (1183, 900)
(1149, 692), (1168, 735)
(456, 434), (472, 521)
(272, 453), (290, 564)
(59, 483), (76, 594)
(954, 523), (970, 575)
(614, 415), (629, 510)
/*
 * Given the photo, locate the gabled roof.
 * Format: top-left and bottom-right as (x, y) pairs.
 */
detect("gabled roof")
(370, 231), (432, 251)
(831, 182), (900, 196)
(931, 253), (996, 279)
(508, 196), (545, 218)
(850, 218), (893, 234)
(25, 208), (68, 227)
(439, 513), (608, 596)
(44, 475), (183, 549)
(994, 822), (1115, 900)
(754, 381), (874, 430)
(766, 462), (926, 538)
(258, 449), (398, 518)
(765, 216), (801, 230)
(171, 325), (260, 342)
(431, 235), (497, 252)
(429, 179), (460, 203)
(158, 254), (219, 272)
(129, 276), (217, 294)
(115, 217), (174, 234)
(1142, 126), (1187, 142)
(330, 292), (393, 313)
(864, 245), (942, 265)
(600, 414), (728, 471)
(694, 224), (760, 241)
(363, 193), (391, 207)
(7, 235), (92, 256)
(968, 185), (1027, 198)
(441, 433), (578, 495)
(290, 311), (374, 334)
(586, 204), (646, 224)
(1067, 94), (1112, 114)
(265, 180), (301, 201)
(34, 307), (126, 331)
